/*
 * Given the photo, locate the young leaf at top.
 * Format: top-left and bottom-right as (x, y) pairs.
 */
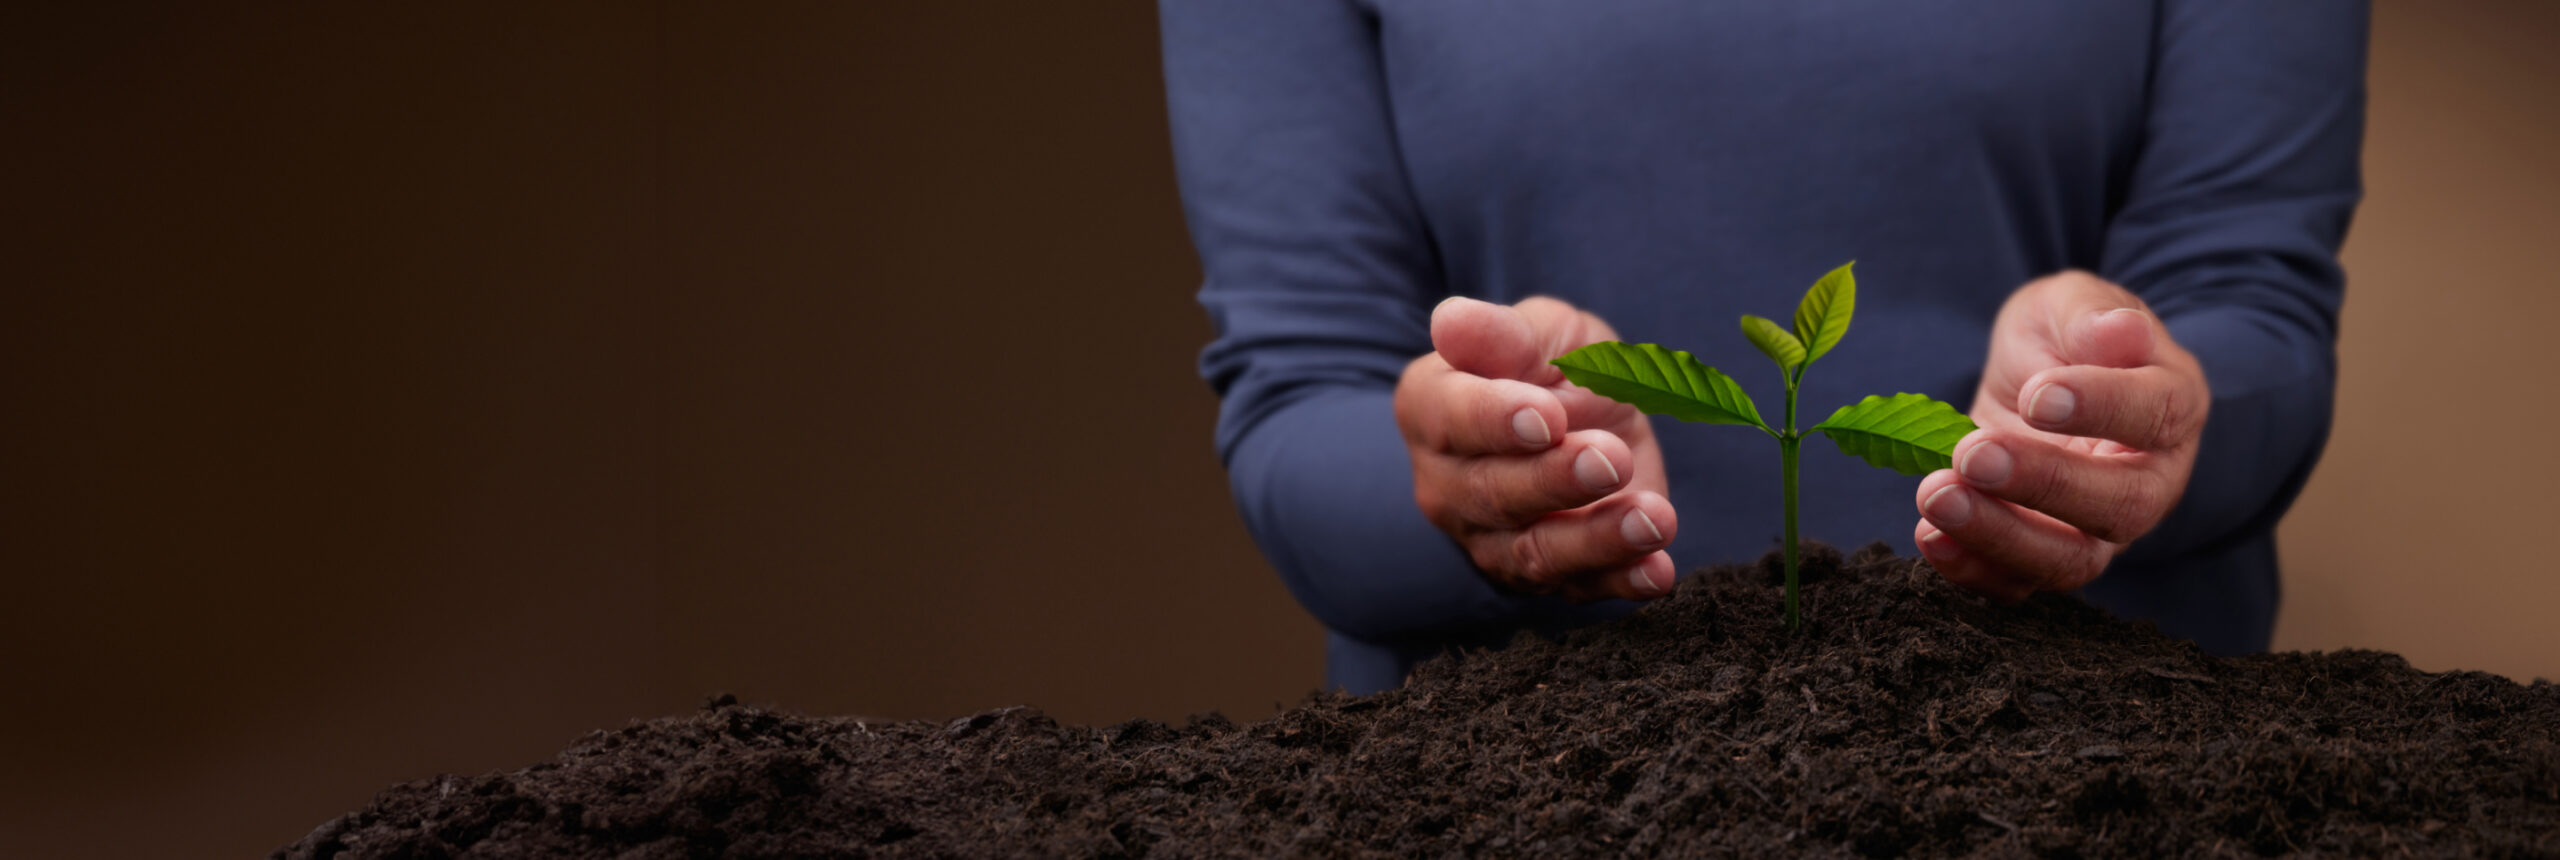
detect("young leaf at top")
(1791, 261), (1857, 366)
(1551, 341), (1767, 430)
(1809, 392), (1976, 476)
(1739, 315), (1806, 372)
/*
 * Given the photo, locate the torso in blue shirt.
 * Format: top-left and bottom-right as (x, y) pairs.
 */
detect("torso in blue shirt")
(1164, 2), (2361, 693)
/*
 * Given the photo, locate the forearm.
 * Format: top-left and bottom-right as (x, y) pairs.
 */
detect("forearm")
(2096, 1), (2365, 564)
(2121, 305), (2335, 564)
(1224, 388), (1611, 644)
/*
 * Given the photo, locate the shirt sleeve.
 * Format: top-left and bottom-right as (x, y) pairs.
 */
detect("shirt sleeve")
(2098, 1), (2368, 565)
(1159, 1), (1602, 645)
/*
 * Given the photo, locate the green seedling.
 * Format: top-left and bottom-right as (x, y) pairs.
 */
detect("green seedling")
(1549, 262), (1975, 630)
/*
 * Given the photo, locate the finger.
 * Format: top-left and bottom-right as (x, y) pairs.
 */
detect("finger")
(1912, 520), (2035, 603)
(1951, 429), (2176, 543)
(1573, 550), (1679, 603)
(1432, 297), (1561, 383)
(1555, 381), (1646, 437)
(1508, 296), (1654, 432)
(1915, 470), (2111, 598)
(2016, 364), (2206, 452)
(1396, 354), (1568, 456)
(1513, 295), (1618, 371)
(2023, 272), (2153, 369)
(1916, 517), (2040, 604)
(2064, 306), (2160, 369)
(1432, 294), (1624, 385)
(1427, 429), (1630, 529)
(1913, 520), (2006, 600)
(1469, 491), (1678, 599)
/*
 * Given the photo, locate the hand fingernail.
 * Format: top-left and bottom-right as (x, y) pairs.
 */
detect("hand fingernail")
(1920, 530), (1962, 563)
(1574, 447), (1621, 492)
(1924, 485), (1973, 528)
(1620, 508), (1662, 547)
(1626, 565), (1661, 597)
(2028, 383), (2076, 427)
(1511, 408), (1552, 446)
(1958, 440), (2012, 486)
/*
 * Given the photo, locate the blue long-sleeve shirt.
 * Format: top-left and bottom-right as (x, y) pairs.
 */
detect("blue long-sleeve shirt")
(1162, 1), (2364, 694)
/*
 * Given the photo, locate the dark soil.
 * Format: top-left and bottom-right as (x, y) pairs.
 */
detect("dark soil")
(281, 544), (2560, 858)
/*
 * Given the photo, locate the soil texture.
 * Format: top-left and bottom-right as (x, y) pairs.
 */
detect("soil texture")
(281, 544), (2560, 858)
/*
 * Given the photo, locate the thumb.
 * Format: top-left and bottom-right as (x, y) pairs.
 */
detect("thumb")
(1431, 296), (1558, 383)
(2069, 307), (2161, 370)
(2030, 273), (2157, 369)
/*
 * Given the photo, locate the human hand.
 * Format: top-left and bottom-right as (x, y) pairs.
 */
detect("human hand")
(1396, 296), (1680, 602)
(1914, 272), (2209, 601)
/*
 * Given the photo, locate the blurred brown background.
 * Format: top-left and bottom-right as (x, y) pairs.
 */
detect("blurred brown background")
(2, 4), (2552, 858)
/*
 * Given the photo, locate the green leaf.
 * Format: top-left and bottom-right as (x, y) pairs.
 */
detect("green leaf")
(1739, 315), (1805, 372)
(1791, 261), (1857, 366)
(1550, 341), (1767, 430)
(1810, 393), (1976, 476)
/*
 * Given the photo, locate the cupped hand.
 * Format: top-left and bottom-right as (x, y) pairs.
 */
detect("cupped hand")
(1396, 296), (1679, 602)
(1915, 271), (2209, 601)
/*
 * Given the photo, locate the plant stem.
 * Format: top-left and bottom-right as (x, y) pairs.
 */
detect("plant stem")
(1780, 435), (1800, 631)
(1781, 367), (1803, 631)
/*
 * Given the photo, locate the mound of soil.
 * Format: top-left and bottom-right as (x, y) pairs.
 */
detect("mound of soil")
(280, 544), (2560, 858)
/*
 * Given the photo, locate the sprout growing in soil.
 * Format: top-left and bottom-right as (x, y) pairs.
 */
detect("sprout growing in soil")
(1550, 262), (1974, 630)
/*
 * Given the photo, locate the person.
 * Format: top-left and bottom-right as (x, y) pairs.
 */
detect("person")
(1159, 3), (2365, 694)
